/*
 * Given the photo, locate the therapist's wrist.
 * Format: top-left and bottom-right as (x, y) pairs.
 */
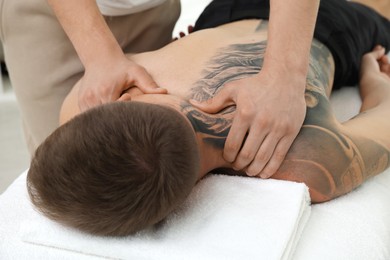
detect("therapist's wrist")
(262, 60), (307, 82)
(264, 51), (309, 73)
(81, 41), (125, 70)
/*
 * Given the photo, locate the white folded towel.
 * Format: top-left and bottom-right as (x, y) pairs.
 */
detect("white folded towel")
(18, 174), (310, 260)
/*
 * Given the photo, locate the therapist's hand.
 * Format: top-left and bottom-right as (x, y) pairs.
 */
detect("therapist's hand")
(191, 68), (306, 178)
(78, 55), (167, 111)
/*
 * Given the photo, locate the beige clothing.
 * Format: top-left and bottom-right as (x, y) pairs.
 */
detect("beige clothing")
(96, 0), (167, 16)
(0, 0), (180, 155)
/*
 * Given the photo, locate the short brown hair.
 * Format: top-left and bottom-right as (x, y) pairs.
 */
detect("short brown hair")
(27, 101), (200, 236)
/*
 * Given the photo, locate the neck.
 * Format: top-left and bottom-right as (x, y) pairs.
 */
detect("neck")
(180, 103), (235, 179)
(196, 132), (231, 179)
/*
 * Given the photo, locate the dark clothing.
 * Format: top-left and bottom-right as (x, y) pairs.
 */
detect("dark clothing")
(194, 0), (390, 89)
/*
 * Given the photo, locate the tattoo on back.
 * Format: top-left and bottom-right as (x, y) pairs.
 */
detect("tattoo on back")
(189, 42), (265, 102)
(182, 37), (390, 200)
(183, 41), (267, 150)
(182, 103), (234, 149)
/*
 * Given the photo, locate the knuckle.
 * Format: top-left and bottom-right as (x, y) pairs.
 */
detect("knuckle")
(239, 107), (254, 120)
(273, 151), (287, 163)
(256, 151), (269, 163)
(276, 121), (294, 134)
(279, 126), (291, 136)
(239, 150), (253, 162)
(256, 116), (269, 128)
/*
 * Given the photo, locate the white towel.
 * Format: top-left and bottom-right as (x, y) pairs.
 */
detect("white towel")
(2, 173), (311, 260)
(294, 167), (390, 260)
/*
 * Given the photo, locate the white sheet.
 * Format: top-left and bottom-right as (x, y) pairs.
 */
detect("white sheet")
(294, 168), (390, 259)
(0, 171), (310, 260)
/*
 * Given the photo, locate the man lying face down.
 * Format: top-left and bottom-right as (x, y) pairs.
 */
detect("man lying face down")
(27, 0), (390, 236)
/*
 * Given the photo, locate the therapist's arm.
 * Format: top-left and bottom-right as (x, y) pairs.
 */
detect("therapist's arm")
(191, 0), (320, 178)
(47, 0), (166, 111)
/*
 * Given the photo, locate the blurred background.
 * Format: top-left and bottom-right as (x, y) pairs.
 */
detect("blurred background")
(0, 45), (30, 194)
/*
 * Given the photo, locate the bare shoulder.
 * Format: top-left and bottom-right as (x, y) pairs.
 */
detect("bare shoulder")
(60, 80), (81, 125)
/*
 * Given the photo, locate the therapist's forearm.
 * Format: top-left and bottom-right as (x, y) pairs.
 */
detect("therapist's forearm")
(264, 0), (320, 88)
(47, 0), (124, 68)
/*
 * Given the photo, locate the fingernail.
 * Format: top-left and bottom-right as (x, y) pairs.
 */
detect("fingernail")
(246, 171), (255, 177)
(224, 156), (234, 163)
(260, 173), (268, 179)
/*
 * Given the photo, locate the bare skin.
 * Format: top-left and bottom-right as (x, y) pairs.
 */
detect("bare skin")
(352, 0), (390, 19)
(61, 19), (390, 203)
(191, 0), (320, 180)
(50, 0), (321, 178)
(270, 45), (390, 202)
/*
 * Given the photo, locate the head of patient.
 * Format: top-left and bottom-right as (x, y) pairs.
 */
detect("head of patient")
(27, 100), (202, 237)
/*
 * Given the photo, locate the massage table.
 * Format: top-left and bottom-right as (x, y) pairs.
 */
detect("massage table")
(1, 1), (390, 259)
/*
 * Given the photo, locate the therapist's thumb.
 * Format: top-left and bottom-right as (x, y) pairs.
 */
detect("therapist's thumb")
(189, 86), (235, 114)
(134, 67), (167, 94)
